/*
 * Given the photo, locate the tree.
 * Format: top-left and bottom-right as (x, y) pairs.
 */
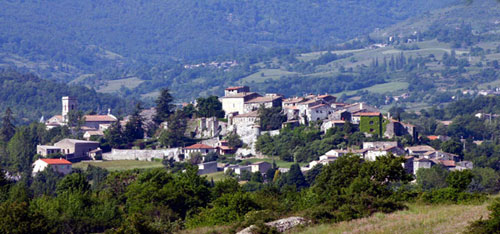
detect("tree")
(285, 164), (308, 189)
(226, 132), (243, 148)
(159, 110), (187, 148)
(441, 139), (463, 156)
(104, 120), (125, 148)
(0, 108), (15, 143)
(123, 104), (145, 143)
(416, 165), (449, 191)
(446, 170), (473, 192)
(154, 88), (175, 124)
(196, 96), (224, 118)
(7, 127), (35, 174)
(56, 173), (90, 195)
(258, 106), (286, 131)
(250, 172), (264, 183)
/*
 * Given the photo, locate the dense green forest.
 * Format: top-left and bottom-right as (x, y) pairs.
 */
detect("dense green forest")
(0, 70), (132, 124)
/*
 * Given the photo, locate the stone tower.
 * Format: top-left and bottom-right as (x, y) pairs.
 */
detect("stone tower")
(62, 96), (78, 123)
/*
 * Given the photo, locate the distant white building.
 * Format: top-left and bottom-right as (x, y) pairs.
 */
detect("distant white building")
(32, 158), (72, 176)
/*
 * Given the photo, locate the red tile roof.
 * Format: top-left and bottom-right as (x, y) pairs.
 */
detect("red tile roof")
(439, 160), (456, 167)
(354, 112), (381, 116)
(427, 135), (439, 141)
(185, 143), (215, 149)
(84, 115), (117, 122)
(225, 86), (246, 90)
(41, 158), (72, 165)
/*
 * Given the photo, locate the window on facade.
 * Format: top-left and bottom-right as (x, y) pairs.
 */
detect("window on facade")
(369, 121), (374, 125)
(370, 128), (374, 132)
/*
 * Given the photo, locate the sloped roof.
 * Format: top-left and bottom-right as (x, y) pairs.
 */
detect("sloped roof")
(245, 96), (282, 103)
(84, 115), (117, 122)
(226, 86), (247, 90)
(234, 111), (260, 118)
(41, 158), (72, 165)
(353, 112), (381, 117)
(406, 145), (435, 152)
(185, 143), (215, 149)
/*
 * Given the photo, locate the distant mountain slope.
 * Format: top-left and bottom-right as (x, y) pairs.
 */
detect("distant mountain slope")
(0, 70), (131, 124)
(0, 0), (457, 81)
(371, 0), (500, 39)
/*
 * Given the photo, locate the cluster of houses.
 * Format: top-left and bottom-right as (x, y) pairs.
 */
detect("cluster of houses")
(31, 89), (468, 179)
(220, 86), (417, 148)
(302, 141), (473, 176)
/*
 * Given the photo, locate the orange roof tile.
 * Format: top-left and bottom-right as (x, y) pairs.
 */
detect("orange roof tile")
(185, 143), (215, 149)
(354, 112), (381, 116)
(41, 158), (72, 165)
(427, 136), (439, 141)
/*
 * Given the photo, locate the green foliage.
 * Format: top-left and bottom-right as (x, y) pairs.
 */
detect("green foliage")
(123, 104), (145, 143)
(358, 115), (383, 137)
(6, 127), (36, 174)
(0, 71), (129, 124)
(159, 110), (189, 148)
(185, 191), (260, 228)
(446, 170), (473, 192)
(469, 167), (500, 193)
(0, 201), (52, 234)
(466, 198), (500, 234)
(56, 173), (91, 195)
(419, 187), (486, 204)
(0, 108), (15, 143)
(256, 125), (363, 163)
(416, 165), (449, 191)
(441, 139), (463, 156)
(154, 88), (175, 124)
(258, 107), (287, 131)
(196, 96), (225, 118)
(226, 132), (244, 148)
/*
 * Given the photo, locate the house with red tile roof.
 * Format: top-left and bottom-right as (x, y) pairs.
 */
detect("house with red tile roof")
(183, 143), (217, 158)
(32, 158), (72, 175)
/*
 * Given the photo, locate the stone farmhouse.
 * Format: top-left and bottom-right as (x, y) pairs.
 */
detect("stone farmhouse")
(37, 138), (101, 162)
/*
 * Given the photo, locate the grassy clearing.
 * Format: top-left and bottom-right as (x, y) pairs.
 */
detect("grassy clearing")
(296, 202), (490, 234)
(204, 171), (230, 182)
(241, 157), (307, 168)
(97, 77), (144, 93)
(335, 81), (409, 97)
(241, 69), (297, 83)
(73, 160), (163, 171)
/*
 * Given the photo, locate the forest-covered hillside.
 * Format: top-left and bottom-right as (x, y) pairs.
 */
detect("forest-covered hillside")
(0, 0), (456, 82)
(0, 70), (131, 124)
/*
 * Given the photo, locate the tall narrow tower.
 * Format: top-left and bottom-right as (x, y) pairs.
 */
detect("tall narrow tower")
(62, 96), (77, 123)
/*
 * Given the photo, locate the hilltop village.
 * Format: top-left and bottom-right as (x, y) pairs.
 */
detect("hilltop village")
(32, 86), (473, 179)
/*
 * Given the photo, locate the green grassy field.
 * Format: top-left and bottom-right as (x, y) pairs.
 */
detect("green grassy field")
(203, 171), (230, 182)
(73, 160), (164, 171)
(296, 202), (490, 234)
(241, 158), (307, 168)
(241, 69), (297, 83)
(97, 77), (144, 93)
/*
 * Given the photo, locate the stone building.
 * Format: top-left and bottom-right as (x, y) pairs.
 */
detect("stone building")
(36, 145), (62, 157)
(32, 158), (72, 176)
(54, 138), (100, 161)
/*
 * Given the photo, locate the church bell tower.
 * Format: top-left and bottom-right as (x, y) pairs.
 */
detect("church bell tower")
(62, 96), (78, 123)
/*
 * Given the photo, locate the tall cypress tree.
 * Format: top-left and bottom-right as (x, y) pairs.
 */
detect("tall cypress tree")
(154, 88), (175, 124)
(0, 108), (16, 143)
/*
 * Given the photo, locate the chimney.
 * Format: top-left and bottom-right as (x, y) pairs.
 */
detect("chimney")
(107, 108), (111, 115)
(360, 103), (363, 110)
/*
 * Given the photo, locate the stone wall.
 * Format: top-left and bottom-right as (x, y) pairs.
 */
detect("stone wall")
(103, 148), (181, 161)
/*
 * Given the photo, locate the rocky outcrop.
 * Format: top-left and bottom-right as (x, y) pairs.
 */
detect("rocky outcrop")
(237, 217), (308, 234)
